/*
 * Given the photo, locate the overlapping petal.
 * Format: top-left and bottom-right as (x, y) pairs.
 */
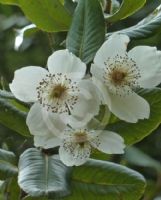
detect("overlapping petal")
(27, 103), (63, 148)
(69, 80), (101, 127)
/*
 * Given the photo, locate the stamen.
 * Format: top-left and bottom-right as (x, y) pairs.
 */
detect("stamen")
(74, 131), (88, 144)
(103, 54), (141, 96)
(62, 129), (100, 160)
(36, 73), (79, 113)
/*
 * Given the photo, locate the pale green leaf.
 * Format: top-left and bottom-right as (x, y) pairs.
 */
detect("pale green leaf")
(107, 7), (161, 40)
(18, 148), (71, 198)
(0, 90), (14, 99)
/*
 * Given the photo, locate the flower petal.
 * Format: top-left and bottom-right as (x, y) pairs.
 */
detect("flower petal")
(92, 130), (125, 154)
(69, 80), (101, 128)
(59, 142), (91, 166)
(42, 109), (67, 137)
(128, 46), (161, 88)
(94, 34), (130, 66)
(91, 63), (104, 81)
(107, 91), (150, 123)
(92, 77), (110, 105)
(34, 135), (61, 149)
(26, 103), (66, 138)
(10, 66), (47, 102)
(47, 49), (86, 79)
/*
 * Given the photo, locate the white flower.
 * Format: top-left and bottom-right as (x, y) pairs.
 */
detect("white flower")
(91, 34), (161, 123)
(59, 127), (125, 166)
(10, 49), (100, 128)
(27, 106), (125, 166)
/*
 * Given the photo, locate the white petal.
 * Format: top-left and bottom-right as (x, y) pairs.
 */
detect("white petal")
(69, 80), (101, 128)
(91, 63), (104, 82)
(92, 77), (110, 105)
(26, 103), (65, 137)
(42, 109), (67, 137)
(94, 34), (130, 66)
(34, 135), (61, 149)
(128, 46), (161, 88)
(10, 66), (47, 102)
(47, 49), (86, 79)
(92, 131), (125, 154)
(59, 142), (91, 166)
(107, 92), (150, 123)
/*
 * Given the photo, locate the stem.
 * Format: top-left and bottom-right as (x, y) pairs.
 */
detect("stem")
(47, 33), (55, 52)
(105, 0), (112, 14)
(105, 0), (113, 28)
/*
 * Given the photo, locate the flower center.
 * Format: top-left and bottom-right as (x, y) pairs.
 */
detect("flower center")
(36, 73), (79, 113)
(75, 132), (88, 144)
(103, 54), (141, 96)
(111, 70), (127, 86)
(51, 84), (67, 99)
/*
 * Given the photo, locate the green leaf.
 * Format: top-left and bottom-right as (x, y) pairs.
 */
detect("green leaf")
(19, 0), (71, 32)
(124, 147), (161, 173)
(0, 90), (14, 99)
(66, 0), (105, 64)
(23, 197), (48, 200)
(18, 148), (71, 198)
(0, 149), (18, 179)
(3, 178), (21, 199)
(108, 88), (161, 145)
(0, 0), (19, 5)
(0, 98), (30, 137)
(107, 8), (161, 40)
(65, 159), (146, 200)
(106, 0), (146, 22)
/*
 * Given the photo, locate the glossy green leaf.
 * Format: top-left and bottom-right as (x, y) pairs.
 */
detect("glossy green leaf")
(108, 88), (161, 145)
(66, 0), (105, 64)
(0, 149), (18, 179)
(0, 98), (30, 137)
(18, 148), (71, 198)
(65, 159), (146, 200)
(0, 0), (19, 5)
(106, 0), (146, 22)
(19, 0), (71, 32)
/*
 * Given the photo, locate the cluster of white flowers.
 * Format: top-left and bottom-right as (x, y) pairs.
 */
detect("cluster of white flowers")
(10, 34), (161, 166)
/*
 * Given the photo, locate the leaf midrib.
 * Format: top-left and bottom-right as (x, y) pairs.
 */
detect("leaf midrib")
(72, 178), (143, 187)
